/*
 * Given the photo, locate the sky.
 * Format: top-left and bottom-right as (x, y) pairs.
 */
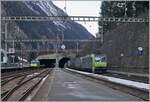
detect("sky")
(53, 1), (102, 37)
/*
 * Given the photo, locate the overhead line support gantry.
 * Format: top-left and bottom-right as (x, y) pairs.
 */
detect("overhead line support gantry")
(1, 16), (149, 22)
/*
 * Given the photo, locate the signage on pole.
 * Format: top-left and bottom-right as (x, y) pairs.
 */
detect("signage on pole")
(61, 44), (66, 50)
(8, 48), (15, 54)
(138, 47), (143, 51)
(136, 47), (143, 56)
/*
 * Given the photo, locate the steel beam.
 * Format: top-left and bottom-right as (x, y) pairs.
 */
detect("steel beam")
(5, 39), (101, 43)
(1, 16), (149, 22)
(15, 49), (82, 53)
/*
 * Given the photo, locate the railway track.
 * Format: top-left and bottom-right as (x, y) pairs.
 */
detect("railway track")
(1, 68), (53, 101)
(103, 71), (149, 84)
(1, 68), (42, 79)
(1, 69), (46, 98)
(1, 69), (44, 86)
(67, 68), (148, 83)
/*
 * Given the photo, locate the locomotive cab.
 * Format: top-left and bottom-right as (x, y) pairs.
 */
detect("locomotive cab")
(92, 54), (107, 73)
(30, 60), (40, 68)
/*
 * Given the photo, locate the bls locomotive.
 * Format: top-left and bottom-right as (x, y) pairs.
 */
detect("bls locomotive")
(68, 54), (107, 73)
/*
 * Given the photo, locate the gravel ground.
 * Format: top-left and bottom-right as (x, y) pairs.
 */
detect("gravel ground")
(1, 69), (46, 99)
(1, 69), (50, 101)
(31, 71), (54, 101)
(31, 68), (142, 101)
(1, 69), (42, 79)
(7, 78), (41, 101)
(1, 77), (24, 93)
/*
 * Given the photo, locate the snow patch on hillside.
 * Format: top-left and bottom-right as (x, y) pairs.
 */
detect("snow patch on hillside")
(24, 1), (67, 29)
(24, 2), (40, 15)
(53, 21), (67, 29)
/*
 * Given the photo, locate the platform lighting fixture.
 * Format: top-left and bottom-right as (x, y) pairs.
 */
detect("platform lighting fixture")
(120, 53), (124, 57)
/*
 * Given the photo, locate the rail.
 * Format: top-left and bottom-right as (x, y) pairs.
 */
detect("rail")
(1, 69), (52, 101)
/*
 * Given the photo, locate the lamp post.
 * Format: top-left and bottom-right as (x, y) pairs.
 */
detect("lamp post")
(76, 41), (79, 56)
(120, 53), (124, 72)
(55, 34), (59, 68)
(91, 54), (95, 74)
(12, 40), (15, 64)
(136, 46), (143, 72)
(132, 1), (136, 17)
(124, 0), (127, 17)
(5, 23), (8, 52)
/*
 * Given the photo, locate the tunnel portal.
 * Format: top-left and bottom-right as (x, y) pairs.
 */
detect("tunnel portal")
(39, 59), (56, 68)
(59, 57), (70, 68)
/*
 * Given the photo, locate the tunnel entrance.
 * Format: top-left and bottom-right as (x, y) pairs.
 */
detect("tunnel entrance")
(59, 57), (70, 68)
(39, 59), (56, 68)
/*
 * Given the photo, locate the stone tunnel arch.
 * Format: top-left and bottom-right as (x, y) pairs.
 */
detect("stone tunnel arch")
(59, 57), (70, 68)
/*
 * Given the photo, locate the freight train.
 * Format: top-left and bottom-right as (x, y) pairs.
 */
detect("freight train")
(68, 54), (107, 73)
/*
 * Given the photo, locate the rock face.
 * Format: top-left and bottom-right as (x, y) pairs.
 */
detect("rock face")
(100, 21), (149, 73)
(1, 1), (93, 40)
(1, 1), (94, 61)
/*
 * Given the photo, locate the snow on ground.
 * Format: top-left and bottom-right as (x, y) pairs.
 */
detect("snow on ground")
(93, 74), (149, 90)
(66, 68), (149, 91)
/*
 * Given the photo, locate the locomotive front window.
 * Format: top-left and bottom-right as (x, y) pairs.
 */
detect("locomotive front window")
(101, 57), (106, 62)
(95, 56), (106, 62)
(31, 61), (38, 64)
(95, 57), (100, 62)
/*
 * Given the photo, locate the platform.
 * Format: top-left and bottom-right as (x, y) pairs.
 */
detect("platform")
(32, 68), (142, 101)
